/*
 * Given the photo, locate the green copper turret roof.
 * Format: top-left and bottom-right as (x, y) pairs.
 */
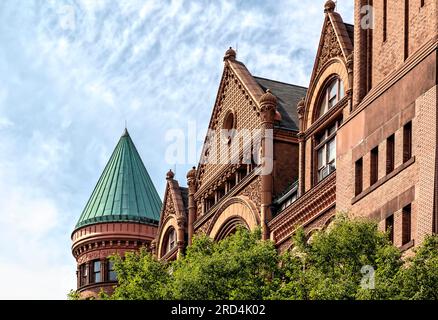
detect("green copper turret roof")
(75, 129), (162, 230)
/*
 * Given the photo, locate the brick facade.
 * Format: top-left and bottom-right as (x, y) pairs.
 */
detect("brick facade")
(74, 0), (437, 297)
(155, 1), (437, 257)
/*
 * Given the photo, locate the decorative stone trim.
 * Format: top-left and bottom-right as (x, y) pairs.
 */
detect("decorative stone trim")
(269, 172), (336, 246)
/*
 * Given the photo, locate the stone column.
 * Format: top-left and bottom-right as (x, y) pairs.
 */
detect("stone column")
(85, 262), (91, 285)
(259, 89), (277, 240)
(176, 215), (186, 258)
(186, 167), (197, 245)
(297, 98), (306, 196)
(100, 258), (106, 282)
(76, 266), (80, 289)
(346, 53), (354, 115)
(150, 239), (157, 256)
(353, 0), (371, 108)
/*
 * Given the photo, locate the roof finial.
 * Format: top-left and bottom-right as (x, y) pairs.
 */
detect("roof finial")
(224, 47), (236, 61)
(122, 120), (129, 137)
(259, 88), (277, 106)
(166, 169), (175, 180)
(324, 0), (336, 13)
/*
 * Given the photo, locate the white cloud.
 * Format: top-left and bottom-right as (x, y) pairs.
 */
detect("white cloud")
(0, 117), (13, 129)
(0, 263), (75, 300)
(0, 0), (354, 299)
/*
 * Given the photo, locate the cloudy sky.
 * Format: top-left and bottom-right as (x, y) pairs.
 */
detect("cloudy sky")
(0, 0), (353, 299)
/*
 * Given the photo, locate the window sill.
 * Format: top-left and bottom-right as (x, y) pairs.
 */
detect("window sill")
(399, 239), (415, 252)
(161, 245), (178, 261)
(352, 156), (415, 204)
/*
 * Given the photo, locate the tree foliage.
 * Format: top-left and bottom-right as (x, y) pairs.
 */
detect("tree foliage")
(83, 214), (437, 300)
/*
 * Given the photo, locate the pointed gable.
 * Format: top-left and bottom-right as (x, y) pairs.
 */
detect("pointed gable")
(158, 173), (188, 228)
(196, 48), (306, 189)
(196, 50), (266, 187)
(302, 3), (353, 130)
(309, 8), (353, 87)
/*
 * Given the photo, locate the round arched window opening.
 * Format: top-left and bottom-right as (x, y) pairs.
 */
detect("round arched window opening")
(222, 111), (236, 145)
(317, 77), (344, 119)
(162, 227), (177, 256)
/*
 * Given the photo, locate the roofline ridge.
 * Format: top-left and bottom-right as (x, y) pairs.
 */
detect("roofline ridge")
(253, 76), (308, 90)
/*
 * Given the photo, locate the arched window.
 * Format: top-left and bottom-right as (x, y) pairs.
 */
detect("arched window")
(317, 77), (344, 119)
(223, 111), (235, 130)
(162, 227), (177, 255)
(222, 111), (236, 144)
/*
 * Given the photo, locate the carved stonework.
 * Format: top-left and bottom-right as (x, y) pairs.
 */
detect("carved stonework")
(77, 248), (127, 264)
(316, 22), (342, 75)
(162, 185), (176, 220)
(241, 177), (261, 209)
(297, 98), (305, 120)
(196, 221), (210, 235)
(177, 215), (186, 228)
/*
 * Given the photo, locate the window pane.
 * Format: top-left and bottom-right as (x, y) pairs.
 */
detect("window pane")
(317, 148), (324, 168)
(94, 261), (100, 272)
(108, 261), (117, 281)
(328, 138), (336, 163)
(319, 97), (327, 117)
(339, 79), (345, 99)
(109, 271), (117, 281)
(329, 81), (337, 99)
(329, 122), (337, 135)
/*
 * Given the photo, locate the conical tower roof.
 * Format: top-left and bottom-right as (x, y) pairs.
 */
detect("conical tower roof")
(74, 129), (162, 230)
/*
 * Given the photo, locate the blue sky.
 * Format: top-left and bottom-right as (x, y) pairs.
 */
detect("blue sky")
(0, 0), (353, 299)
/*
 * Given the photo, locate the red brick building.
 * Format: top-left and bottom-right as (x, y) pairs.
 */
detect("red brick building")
(155, 0), (437, 257)
(72, 0), (437, 295)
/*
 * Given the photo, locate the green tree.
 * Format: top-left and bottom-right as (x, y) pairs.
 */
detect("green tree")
(398, 235), (438, 299)
(170, 227), (279, 300)
(67, 289), (81, 300)
(94, 214), (437, 300)
(106, 247), (171, 300)
(274, 214), (403, 300)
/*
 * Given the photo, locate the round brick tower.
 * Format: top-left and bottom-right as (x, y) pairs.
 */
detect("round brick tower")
(71, 129), (162, 298)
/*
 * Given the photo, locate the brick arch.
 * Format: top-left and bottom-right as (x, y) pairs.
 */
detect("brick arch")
(214, 216), (249, 241)
(208, 196), (260, 240)
(323, 214), (336, 231)
(157, 215), (178, 259)
(304, 58), (350, 130)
